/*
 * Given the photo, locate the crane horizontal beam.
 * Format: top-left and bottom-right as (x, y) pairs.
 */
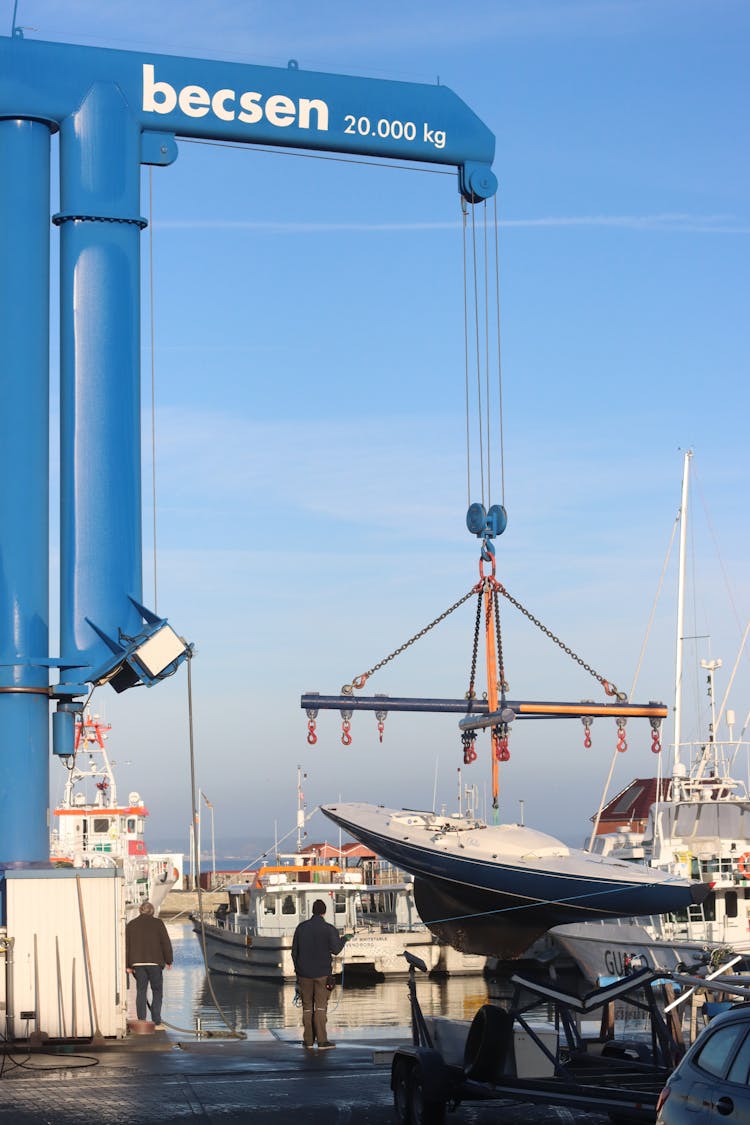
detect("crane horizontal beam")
(0, 36), (497, 200)
(300, 692), (668, 721)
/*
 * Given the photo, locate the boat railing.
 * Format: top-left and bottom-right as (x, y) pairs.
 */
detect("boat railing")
(355, 919), (427, 935)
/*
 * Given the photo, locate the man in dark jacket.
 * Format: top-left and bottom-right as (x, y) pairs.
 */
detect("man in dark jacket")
(291, 898), (346, 1049)
(126, 901), (173, 1028)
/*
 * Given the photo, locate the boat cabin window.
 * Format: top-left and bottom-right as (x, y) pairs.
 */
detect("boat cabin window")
(263, 896), (275, 915)
(726, 891), (739, 919)
(361, 891), (392, 914)
(93, 818), (110, 833)
(281, 894), (296, 915)
(674, 806), (699, 837)
(126, 818), (136, 833)
(675, 804), (746, 841)
(333, 892), (346, 915)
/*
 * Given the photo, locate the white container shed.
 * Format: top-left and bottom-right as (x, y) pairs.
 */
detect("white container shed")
(1, 867), (127, 1039)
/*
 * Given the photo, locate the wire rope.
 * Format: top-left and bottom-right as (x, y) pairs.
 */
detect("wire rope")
(462, 203), (472, 507)
(469, 202), (485, 507)
(492, 194), (506, 506)
(483, 200), (491, 503)
(182, 136), (456, 179)
(462, 193), (507, 515)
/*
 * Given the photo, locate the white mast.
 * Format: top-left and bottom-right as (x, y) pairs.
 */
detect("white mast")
(673, 449), (692, 772)
(296, 765), (306, 853)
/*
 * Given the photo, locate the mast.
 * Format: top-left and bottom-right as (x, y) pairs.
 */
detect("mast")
(673, 449), (692, 772)
(296, 765), (306, 853)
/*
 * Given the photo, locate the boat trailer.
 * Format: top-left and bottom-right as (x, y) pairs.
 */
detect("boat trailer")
(390, 955), (750, 1125)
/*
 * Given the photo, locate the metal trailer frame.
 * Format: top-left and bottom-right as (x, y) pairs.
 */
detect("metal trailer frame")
(390, 957), (686, 1125)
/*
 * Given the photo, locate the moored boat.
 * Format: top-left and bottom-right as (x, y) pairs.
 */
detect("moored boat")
(552, 677), (750, 980)
(552, 451), (750, 980)
(49, 712), (178, 917)
(192, 862), (360, 981)
(192, 859), (486, 981)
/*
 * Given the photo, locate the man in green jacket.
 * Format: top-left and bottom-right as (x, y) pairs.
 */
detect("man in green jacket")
(126, 901), (173, 1028)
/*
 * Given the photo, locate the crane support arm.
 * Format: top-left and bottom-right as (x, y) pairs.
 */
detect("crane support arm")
(0, 36), (497, 200)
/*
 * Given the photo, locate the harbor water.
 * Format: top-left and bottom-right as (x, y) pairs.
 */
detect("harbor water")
(160, 919), (662, 1045)
(162, 917), (513, 1036)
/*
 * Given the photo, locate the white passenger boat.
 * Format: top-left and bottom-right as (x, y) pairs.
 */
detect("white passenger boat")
(192, 860), (486, 981)
(49, 712), (178, 917)
(553, 452), (750, 980)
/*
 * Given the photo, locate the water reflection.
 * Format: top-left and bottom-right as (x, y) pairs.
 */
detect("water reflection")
(166, 918), (498, 1034)
(164, 919), (585, 1037)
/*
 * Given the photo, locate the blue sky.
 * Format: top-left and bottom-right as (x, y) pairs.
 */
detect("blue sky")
(23, 0), (749, 851)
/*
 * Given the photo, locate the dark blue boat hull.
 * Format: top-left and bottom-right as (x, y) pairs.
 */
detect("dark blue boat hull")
(323, 806), (708, 959)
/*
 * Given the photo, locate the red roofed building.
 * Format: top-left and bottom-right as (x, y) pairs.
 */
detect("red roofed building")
(591, 777), (671, 836)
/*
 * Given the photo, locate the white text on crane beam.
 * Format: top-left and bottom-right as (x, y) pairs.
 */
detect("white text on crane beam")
(142, 66), (447, 149)
(142, 64), (329, 130)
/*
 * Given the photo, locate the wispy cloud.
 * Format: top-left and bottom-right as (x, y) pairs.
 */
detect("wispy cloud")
(156, 213), (749, 234)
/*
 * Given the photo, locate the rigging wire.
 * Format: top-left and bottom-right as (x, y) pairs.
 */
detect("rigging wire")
(483, 201), (491, 503)
(185, 655), (245, 1038)
(693, 461), (749, 657)
(462, 205), (472, 507)
(469, 201), (485, 507)
(586, 508), (679, 850)
(462, 192), (506, 514)
(492, 194), (506, 506)
(182, 135), (456, 179)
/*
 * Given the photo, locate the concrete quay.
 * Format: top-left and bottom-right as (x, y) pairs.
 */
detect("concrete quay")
(0, 1023), (607, 1124)
(160, 889), (226, 918)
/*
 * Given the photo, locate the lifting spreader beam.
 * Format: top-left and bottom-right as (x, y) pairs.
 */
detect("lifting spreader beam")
(299, 692), (667, 722)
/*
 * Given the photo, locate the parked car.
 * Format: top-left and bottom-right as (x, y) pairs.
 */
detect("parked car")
(657, 1004), (750, 1125)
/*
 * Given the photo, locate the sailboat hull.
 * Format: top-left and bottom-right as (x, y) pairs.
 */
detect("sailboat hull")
(322, 803), (708, 959)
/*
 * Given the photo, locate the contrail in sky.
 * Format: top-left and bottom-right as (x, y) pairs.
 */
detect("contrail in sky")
(157, 214), (748, 234)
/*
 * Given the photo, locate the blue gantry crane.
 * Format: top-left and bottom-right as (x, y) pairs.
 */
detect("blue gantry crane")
(0, 31), (497, 872)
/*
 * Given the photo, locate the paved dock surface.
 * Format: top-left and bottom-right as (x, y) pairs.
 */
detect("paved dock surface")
(0, 1025), (610, 1124)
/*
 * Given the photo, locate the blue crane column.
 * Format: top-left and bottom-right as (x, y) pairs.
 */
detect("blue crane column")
(0, 119), (51, 862)
(57, 84), (145, 681)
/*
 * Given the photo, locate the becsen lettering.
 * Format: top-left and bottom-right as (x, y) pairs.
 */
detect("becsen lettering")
(142, 64), (330, 131)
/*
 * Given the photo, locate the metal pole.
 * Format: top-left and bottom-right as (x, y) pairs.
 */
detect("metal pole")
(197, 791), (202, 892)
(0, 118), (51, 864)
(210, 804), (216, 889)
(188, 826), (194, 892)
(673, 450), (691, 769)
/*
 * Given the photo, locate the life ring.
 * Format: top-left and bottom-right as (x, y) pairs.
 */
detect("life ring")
(738, 853), (750, 879)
